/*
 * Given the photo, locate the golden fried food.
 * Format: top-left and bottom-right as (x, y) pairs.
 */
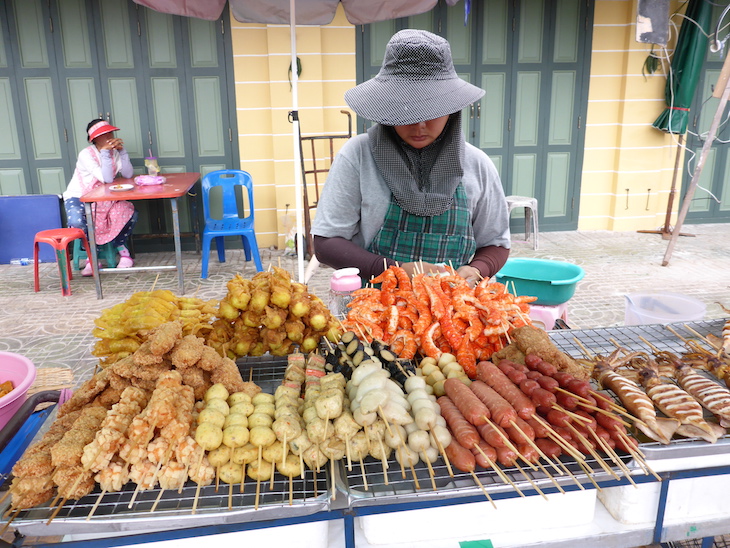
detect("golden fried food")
(0, 380), (14, 398)
(148, 320), (183, 355)
(170, 334), (206, 368)
(58, 369), (110, 418)
(210, 357), (247, 393)
(511, 325), (591, 380)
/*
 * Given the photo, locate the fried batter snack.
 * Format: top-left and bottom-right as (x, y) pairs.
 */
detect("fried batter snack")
(148, 320), (183, 355)
(58, 369), (110, 418)
(170, 334), (206, 368)
(210, 357), (248, 393)
(511, 325), (591, 380)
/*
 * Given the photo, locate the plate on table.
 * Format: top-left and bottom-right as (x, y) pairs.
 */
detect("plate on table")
(109, 183), (134, 192)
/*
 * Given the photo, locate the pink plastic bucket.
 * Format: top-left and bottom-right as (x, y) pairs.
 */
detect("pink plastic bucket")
(0, 352), (37, 430)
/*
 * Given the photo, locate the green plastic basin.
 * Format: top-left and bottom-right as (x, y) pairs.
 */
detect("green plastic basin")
(495, 258), (585, 306)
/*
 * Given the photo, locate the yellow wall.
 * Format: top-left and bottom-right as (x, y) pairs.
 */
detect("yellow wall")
(581, 0), (687, 231)
(230, 1), (693, 244)
(229, 7), (355, 249)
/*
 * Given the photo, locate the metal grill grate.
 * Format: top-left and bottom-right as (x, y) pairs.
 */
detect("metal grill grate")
(549, 320), (724, 359)
(10, 355), (330, 536)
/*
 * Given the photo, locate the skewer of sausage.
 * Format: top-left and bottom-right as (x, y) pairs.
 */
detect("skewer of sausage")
(476, 362), (535, 420)
(445, 439), (496, 508)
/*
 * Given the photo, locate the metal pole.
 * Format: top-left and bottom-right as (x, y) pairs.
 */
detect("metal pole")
(663, 52), (730, 266)
(290, 0), (305, 283)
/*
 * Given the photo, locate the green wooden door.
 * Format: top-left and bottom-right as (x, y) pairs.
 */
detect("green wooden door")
(682, 3), (730, 224)
(0, 0), (237, 249)
(357, 0), (593, 231)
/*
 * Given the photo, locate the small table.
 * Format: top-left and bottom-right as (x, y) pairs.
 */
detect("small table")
(80, 172), (200, 299)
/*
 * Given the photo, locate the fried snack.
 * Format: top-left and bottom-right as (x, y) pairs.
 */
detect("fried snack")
(511, 325), (591, 380)
(0, 380), (14, 398)
(210, 357), (248, 393)
(133, 340), (165, 366)
(491, 344), (527, 365)
(51, 406), (108, 467)
(170, 334), (206, 368)
(58, 369), (110, 418)
(148, 320), (183, 355)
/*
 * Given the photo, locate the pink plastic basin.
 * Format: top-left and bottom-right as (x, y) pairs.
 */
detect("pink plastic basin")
(0, 352), (37, 430)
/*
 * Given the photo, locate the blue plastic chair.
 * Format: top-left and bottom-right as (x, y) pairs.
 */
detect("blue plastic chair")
(201, 169), (263, 278)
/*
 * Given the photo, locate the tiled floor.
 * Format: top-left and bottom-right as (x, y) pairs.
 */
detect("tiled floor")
(2, 222), (730, 389)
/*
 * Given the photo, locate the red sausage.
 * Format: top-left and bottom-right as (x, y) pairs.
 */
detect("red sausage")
(596, 411), (627, 435)
(535, 437), (562, 459)
(505, 416), (535, 445)
(591, 391), (615, 411)
(547, 408), (571, 428)
(517, 443), (539, 463)
(501, 359), (530, 374)
(445, 439), (476, 473)
(476, 421), (507, 448)
(526, 370), (543, 381)
(476, 362), (536, 420)
(567, 379), (592, 399)
(437, 396), (481, 448)
(444, 377), (490, 426)
(531, 388), (557, 409)
(576, 410), (598, 430)
(469, 380), (518, 428)
(519, 379), (540, 397)
(612, 432), (639, 453)
(537, 375), (560, 392)
(556, 391), (578, 410)
(552, 372), (575, 388)
(527, 417), (550, 438)
(471, 440), (498, 468)
(497, 361), (527, 385)
(595, 425), (613, 444)
(524, 354), (542, 368)
(496, 445), (518, 467)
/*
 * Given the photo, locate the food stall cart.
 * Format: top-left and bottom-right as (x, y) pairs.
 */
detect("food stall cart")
(2, 320), (729, 548)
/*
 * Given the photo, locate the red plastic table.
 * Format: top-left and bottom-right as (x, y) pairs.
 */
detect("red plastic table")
(80, 172), (200, 299)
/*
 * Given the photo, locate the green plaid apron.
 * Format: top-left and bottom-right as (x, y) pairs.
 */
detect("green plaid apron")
(368, 183), (476, 267)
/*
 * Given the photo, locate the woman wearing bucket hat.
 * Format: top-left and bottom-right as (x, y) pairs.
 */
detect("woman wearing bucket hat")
(311, 29), (510, 285)
(63, 119), (138, 275)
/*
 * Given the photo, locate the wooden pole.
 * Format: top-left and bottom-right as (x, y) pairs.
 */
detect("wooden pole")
(663, 52), (730, 266)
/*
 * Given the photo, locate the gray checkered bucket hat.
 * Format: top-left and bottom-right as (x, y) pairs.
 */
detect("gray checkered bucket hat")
(345, 29), (485, 126)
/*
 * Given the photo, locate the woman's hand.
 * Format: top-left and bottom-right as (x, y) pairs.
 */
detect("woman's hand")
(456, 265), (481, 288)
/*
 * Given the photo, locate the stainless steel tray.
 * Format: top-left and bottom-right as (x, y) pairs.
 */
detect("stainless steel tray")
(336, 451), (633, 508)
(551, 319), (730, 461)
(10, 355), (330, 537)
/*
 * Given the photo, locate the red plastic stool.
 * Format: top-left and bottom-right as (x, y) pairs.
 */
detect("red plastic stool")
(33, 228), (92, 296)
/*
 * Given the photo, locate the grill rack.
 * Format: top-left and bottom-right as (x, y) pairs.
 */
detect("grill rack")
(337, 448), (634, 508)
(9, 355), (329, 537)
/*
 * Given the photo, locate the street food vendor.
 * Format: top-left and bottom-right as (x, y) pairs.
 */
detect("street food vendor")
(311, 29), (510, 286)
(63, 119), (138, 276)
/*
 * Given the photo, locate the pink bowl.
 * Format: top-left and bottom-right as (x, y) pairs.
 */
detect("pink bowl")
(0, 352), (37, 431)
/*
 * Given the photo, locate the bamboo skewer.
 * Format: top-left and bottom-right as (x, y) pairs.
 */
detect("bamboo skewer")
(513, 460), (548, 501)
(487, 456), (525, 498)
(563, 422), (620, 481)
(151, 488), (165, 513)
(469, 470), (497, 509)
(0, 508), (20, 535)
(87, 489), (107, 520)
(241, 463), (247, 493)
(359, 458), (369, 491)
(289, 474), (294, 506)
(228, 482), (233, 511)
(331, 458), (336, 500)
(508, 419), (563, 475)
(485, 417), (537, 471)
(422, 454), (438, 491)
